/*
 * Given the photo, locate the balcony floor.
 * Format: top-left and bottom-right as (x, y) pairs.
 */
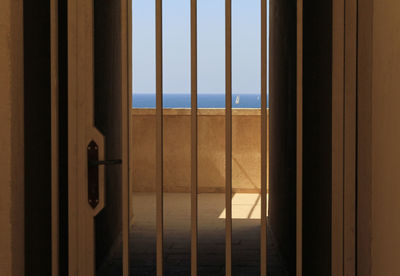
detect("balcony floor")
(98, 193), (289, 276)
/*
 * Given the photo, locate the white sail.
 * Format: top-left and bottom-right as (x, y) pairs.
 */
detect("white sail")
(235, 95), (240, 105)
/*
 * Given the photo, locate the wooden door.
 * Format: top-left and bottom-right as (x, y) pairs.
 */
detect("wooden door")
(67, 0), (130, 275)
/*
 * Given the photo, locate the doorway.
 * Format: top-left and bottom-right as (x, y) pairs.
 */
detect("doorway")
(46, 0), (350, 275)
(95, 0), (294, 275)
(66, 0), (296, 275)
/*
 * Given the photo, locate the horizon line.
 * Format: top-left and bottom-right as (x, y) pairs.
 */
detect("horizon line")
(132, 92), (269, 95)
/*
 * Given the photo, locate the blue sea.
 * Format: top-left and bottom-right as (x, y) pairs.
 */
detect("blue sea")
(132, 93), (269, 108)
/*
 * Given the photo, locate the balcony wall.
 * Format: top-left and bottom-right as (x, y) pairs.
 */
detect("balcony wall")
(131, 108), (269, 193)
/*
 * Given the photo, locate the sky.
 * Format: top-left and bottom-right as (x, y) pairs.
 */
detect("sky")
(132, 0), (269, 95)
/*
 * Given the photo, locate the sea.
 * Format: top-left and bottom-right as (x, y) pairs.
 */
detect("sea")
(132, 93), (269, 108)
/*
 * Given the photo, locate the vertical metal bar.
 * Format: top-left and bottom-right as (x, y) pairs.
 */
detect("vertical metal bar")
(297, 0), (303, 275)
(190, 0), (198, 275)
(225, 0), (232, 275)
(261, 0), (268, 275)
(156, 0), (164, 275)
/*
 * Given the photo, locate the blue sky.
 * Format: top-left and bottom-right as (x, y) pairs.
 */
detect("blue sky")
(132, 0), (269, 95)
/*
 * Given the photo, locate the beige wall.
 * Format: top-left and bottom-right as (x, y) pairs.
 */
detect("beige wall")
(0, 0), (24, 275)
(131, 108), (268, 193)
(370, 0), (400, 274)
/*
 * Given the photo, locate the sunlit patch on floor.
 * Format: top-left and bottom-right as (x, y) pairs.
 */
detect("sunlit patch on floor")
(218, 193), (269, 219)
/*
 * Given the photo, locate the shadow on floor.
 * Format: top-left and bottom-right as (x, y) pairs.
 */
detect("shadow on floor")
(98, 193), (289, 276)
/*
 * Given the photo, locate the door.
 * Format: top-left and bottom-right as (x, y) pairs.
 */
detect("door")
(67, 0), (130, 275)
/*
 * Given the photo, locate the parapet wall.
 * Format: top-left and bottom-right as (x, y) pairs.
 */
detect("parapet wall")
(131, 108), (269, 193)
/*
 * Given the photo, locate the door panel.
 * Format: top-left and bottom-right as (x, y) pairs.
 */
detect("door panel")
(68, 0), (101, 273)
(68, 0), (129, 274)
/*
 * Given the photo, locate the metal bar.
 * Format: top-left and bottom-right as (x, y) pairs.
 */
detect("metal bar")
(225, 0), (232, 275)
(190, 0), (198, 275)
(297, 0), (303, 275)
(260, 0), (268, 274)
(156, 0), (164, 275)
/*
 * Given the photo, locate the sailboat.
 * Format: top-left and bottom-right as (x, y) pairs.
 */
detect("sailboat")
(235, 95), (240, 105)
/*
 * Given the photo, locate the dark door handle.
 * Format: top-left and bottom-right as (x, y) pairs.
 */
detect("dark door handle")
(87, 140), (100, 208)
(87, 140), (122, 208)
(87, 140), (121, 209)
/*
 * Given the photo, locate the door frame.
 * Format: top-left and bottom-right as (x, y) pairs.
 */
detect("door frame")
(48, 0), (362, 274)
(357, 0), (373, 275)
(122, 0), (131, 275)
(332, 0), (358, 275)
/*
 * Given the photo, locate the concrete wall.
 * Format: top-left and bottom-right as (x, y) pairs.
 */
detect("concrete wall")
(0, 0), (24, 275)
(367, 0), (400, 274)
(131, 108), (268, 193)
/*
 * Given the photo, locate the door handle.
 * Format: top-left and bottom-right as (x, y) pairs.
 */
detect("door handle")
(87, 140), (122, 209)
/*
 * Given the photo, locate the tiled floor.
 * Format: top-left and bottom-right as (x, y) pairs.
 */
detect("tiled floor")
(98, 193), (289, 276)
